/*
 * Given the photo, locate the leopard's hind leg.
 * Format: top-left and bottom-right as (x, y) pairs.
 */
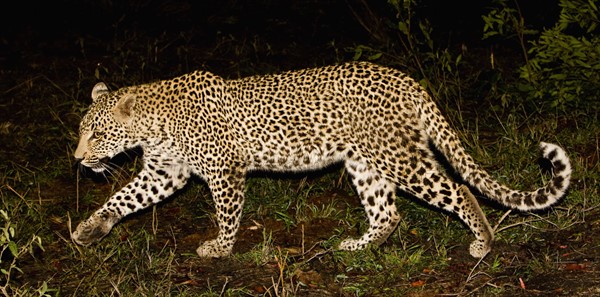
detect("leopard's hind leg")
(399, 160), (494, 258)
(338, 159), (401, 250)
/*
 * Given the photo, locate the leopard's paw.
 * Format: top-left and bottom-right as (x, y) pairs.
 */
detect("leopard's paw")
(469, 239), (491, 258)
(72, 211), (119, 246)
(196, 239), (232, 258)
(338, 238), (365, 251)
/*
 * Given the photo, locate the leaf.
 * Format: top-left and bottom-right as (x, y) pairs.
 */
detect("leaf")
(411, 280), (425, 287)
(0, 210), (8, 221)
(398, 21), (409, 35)
(8, 241), (18, 257)
(549, 73), (567, 80)
(40, 281), (48, 294)
(519, 277), (526, 289)
(352, 48), (362, 61)
(564, 263), (586, 271)
(367, 52), (383, 61)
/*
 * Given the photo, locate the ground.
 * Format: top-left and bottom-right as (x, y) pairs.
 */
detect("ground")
(0, 1), (599, 296)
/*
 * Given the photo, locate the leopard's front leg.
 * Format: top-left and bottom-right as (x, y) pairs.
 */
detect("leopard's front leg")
(196, 166), (246, 258)
(72, 157), (190, 246)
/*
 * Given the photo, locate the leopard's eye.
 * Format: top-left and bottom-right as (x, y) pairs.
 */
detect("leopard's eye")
(91, 131), (105, 140)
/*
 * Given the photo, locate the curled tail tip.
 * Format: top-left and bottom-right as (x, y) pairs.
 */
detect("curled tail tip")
(532, 141), (572, 209)
(539, 142), (572, 176)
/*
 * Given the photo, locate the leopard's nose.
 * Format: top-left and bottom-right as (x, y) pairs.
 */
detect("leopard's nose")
(99, 157), (110, 164)
(73, 158), (83, 170)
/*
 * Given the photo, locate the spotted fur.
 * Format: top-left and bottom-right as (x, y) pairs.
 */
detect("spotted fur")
(72, 62), (571, 258)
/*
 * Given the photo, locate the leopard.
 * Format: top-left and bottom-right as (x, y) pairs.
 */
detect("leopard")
(72, 61), (571, 258)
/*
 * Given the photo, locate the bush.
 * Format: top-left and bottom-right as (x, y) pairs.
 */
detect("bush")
(0, 208), (49, 296)
(484, 0), (600, 111)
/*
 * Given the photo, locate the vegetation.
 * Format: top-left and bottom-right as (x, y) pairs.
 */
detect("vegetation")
(0, 0), (598, 295)
(483, 0), (600, 111)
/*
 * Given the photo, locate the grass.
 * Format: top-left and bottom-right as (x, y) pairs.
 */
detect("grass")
(1, 11), (600, 296)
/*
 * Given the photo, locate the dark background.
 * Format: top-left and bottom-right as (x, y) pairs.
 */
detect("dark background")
(1, 0), (559, 80)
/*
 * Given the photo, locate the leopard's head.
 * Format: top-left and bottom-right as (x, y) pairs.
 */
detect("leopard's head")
(74, 83), (139, 173)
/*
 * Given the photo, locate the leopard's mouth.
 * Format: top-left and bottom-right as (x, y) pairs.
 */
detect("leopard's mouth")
(76, 156), (111, 173)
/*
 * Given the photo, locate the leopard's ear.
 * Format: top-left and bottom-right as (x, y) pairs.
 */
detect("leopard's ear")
(113, 94), (136, 124)
(91, 83), (109, 101)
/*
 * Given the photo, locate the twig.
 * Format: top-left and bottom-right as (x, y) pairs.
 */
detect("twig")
(465, 252), (491, 285)
(76, 170), (80, 213)
(495, 218), (541, 233)
(464, 278), (502, 296)
(528, 212), (559, 228)
(492, 210), (512, 233)
(152, 205), (158, 237)
(219, 276), (229, 297)
(301, 224), (305, 255)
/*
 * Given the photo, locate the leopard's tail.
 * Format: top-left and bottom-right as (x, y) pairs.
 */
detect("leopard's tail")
(417, 92), (571, 211)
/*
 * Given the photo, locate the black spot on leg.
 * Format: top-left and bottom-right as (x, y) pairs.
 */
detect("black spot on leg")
(386, 192), (394, 205)
(367, 196), (375, 206)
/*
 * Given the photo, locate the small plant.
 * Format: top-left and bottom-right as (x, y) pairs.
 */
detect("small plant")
(0, 208), (49, 297)
(483, 0), (600, 111)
